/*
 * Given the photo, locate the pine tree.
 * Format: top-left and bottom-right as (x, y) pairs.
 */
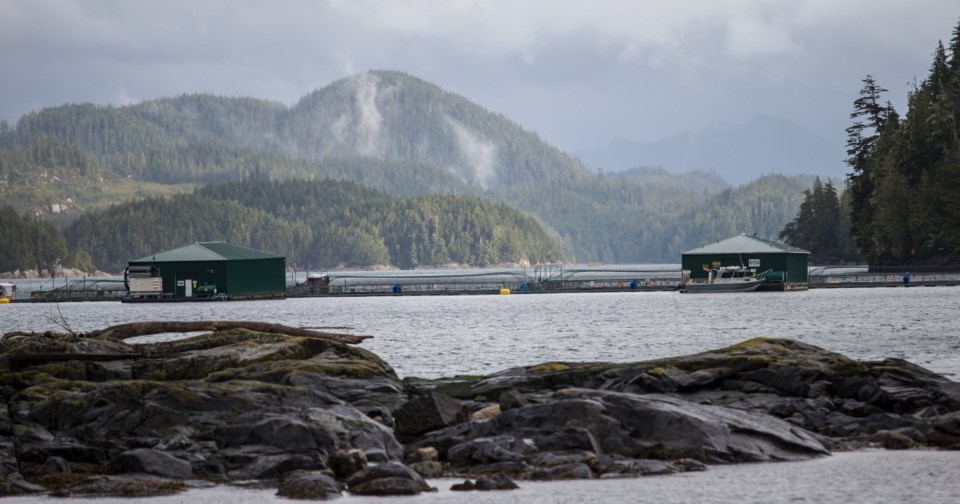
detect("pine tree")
(846, 76), (892, 255)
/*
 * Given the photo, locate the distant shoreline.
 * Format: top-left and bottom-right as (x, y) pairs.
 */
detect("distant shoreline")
(0, 268), (114, 279)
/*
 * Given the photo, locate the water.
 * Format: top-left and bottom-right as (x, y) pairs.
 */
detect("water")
(1, 451), (956, 503)
(2, 284), (959, 502)
(2, 286), (959, 379)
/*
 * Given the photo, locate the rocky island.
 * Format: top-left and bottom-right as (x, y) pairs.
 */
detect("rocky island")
(1, 323), (958, 498)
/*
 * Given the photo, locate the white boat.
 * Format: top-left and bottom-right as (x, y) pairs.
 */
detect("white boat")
(681, 266), (766, 293)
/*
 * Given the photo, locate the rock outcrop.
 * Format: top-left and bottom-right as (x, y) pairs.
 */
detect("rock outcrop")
(1, 331), (957, 497)
(0, 329), (405, 497)
(407, 338), (960, 452)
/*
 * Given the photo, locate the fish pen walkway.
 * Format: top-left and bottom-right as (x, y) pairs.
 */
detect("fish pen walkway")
(10, 267), (960, 303)
(287, 267), (682, 297)
(807, 271), (960, 288)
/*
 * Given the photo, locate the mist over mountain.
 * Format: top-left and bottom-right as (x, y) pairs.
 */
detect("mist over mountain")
(575, 115), (846, 185)
(2, 71), (817, 265)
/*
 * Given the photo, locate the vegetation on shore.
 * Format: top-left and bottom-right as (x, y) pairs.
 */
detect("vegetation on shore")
(781, 19), (960, 268)
(65, 178), (562, 273)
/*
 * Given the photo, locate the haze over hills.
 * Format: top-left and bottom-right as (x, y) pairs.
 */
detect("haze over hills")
(575, 115), (845, 185)
(1, 70), (818, 266)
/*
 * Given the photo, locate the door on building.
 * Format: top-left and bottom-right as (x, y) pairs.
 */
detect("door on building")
(176, 273), (199, 298)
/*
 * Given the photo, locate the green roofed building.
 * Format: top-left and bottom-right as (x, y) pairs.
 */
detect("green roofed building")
(126, 242), (286, 300)
(682, 234), (810, 290)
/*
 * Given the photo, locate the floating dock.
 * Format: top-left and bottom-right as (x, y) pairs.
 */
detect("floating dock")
(807, 271), (960, 288)
(7, 267), (960, 303)
(287, 267), (682, 297)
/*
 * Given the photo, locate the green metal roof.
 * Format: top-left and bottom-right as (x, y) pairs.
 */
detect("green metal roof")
(682, 234), (810, 255)
(131, 242), (284, 263)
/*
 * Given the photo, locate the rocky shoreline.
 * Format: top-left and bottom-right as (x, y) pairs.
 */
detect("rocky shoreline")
(1, 328), (958, 498)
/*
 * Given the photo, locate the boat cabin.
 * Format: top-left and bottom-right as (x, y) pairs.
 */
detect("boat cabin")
(710, 267), (754, 282)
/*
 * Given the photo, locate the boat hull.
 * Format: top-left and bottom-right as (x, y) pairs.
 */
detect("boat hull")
(682, 280), (764, 293)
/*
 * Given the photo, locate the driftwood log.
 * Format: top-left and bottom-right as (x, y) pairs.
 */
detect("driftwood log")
(2, 320), (371, 346)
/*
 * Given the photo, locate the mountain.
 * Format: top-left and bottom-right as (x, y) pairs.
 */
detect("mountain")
(2, 70), (817, 265)
(574, 115), (846, 184)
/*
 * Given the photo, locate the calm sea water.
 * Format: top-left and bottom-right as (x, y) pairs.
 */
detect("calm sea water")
(2, 284), (959, 379)
(1, 283), (959, 502)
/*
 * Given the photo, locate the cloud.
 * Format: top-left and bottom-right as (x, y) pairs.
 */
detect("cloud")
(724, 12), (801, 59)
(326, 72), (384, 157)
(352, 72), (384, 157)
(445, 116), (498, 188)
(0, 0), (957, 177)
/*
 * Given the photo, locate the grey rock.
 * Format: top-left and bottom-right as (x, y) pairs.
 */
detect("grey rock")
(597, 456), (677, 477)
(531, 462), (593, 480)
(447, 436), (534, 466)
(350, 477), (425, 496)
(328, 449), (367, 480)
(394, 392), (463, 437)
(869, 430), (917, 449)
(346, 462), (433, 496)
(528, 450), (597, 469)
(214, 415), (323, 451)
(276, 470), (342, 500)
(933, 411), (960, 436)
(451, 479), (475, 491)
(420, 389), (828, 465)
(672, 458), (708, 472)
(498, 390), (529, 411)
(9, 478), (47, 494)
(109, 448), (193, 479)
(223, 449), (321, 480)
(44, 456), (71, 474)
(17, 440), (111, 465)
(409, 446), (438, 463)
(409, 461), (443, 478)
(474, 474), (520, 490)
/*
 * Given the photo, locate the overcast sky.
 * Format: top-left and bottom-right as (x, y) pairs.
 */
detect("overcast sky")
(1, 0), (957, 158)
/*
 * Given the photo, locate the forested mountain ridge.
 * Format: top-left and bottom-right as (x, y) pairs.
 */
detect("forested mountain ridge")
(2, 70), (817, 266)
(66, 178), (562, 273)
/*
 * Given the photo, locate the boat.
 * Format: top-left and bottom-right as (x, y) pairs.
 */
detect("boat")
(681, 266), (766, 293)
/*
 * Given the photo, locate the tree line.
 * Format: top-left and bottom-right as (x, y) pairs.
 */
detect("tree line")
(63, 178), (561, 273)
(0, 206), (94, 275)
(778, 177), (859, 262)
(780, 19), (960, 268)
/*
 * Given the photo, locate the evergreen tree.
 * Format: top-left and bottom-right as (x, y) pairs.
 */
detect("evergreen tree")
(843, 19), (960, 266)
(846, 76), (892, 255)
(779, 178), (859, 262)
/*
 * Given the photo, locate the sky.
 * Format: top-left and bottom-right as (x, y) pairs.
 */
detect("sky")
(1, 0), (958, 166)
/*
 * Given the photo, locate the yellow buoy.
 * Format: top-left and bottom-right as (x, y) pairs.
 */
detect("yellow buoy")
(499, 288), (511, 295)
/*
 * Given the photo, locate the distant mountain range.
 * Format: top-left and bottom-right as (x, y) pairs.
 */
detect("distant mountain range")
(575, 115), (846, 184)
(1, 70), (819, 264)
